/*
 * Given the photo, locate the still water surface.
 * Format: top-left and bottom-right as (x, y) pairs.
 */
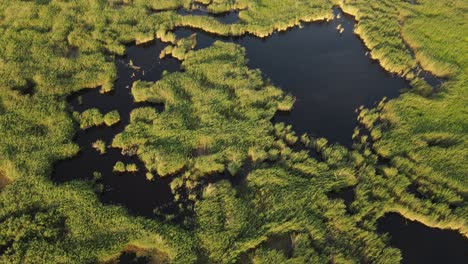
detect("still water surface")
(378, 213), (468, 264)
(175, 9), (407, 146)
(52, 9), (467, 264)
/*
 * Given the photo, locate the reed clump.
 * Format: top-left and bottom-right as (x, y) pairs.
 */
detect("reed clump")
(92, 139), (107, 155)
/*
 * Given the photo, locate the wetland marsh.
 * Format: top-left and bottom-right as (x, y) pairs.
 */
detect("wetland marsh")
(0, 0), (466, 263)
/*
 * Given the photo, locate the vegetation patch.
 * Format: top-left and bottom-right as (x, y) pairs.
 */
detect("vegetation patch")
(114, 42), (297, 204)
(113, 161), (139, 173)
(78, 109), (121, 129)
(92, 139), (107, 155)
(160, 34), (198, 60)
(104, 110), (121, 126)
(0, 171), (10, 191)
(334, 0), (467, 236)
(0, 178), (197, 263)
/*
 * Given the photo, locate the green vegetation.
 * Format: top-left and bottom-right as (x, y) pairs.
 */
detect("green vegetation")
(115, 42), (294, 179)
(79, 108), (105, 129)
(126, 163), (139, 173)
(78, 109), (120, 129)
(0, 0), (466, 262)
(169, 0), (333, 37)
(160, 34), (198, 60)
(92, 140), (107, 155)
(113, 161), (126, 173)
(334, 0), (468, 235)
(113, 161), (139, 173)
(0, 177), (197, 263)
(104, 110), (121, 126)
(119, 42), (409, 263)
(146, 172), (155, 181)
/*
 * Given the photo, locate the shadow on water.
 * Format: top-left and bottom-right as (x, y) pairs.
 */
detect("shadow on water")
(378, 213), (468, 264)
(175, 8), (409, 147)
(52, 40), (181, 217)
(328, 187), (355, 214)
(116, 252), (149, 264)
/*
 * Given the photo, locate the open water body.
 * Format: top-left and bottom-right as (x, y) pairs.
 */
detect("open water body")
(51, 8), (467, 264)
(378, 213), (468, 264)
(175, 9), (408, 146)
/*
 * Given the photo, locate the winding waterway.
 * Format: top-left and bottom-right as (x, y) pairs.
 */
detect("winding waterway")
(51, 8), (467, 264)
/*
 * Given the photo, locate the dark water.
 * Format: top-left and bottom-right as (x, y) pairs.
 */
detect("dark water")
(175, 8), (408, 146)
(53, 8), (409, 217)
(50, 8), (468, 263)
(378, 213), (468, 264)
(52, 40), (180, 217)
(416, 65), (443, 89)
(118, 252), (150, 264)
(328, 187), (355, 213)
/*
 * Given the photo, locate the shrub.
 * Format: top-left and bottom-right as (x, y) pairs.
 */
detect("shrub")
(104, 110), (121, 126)
(146, 172), (155, 181)
(92, 140), (107, 154)
(79, 108), (104, 129)
(126, 163), (139, 173)
(113, 161), (126, 173)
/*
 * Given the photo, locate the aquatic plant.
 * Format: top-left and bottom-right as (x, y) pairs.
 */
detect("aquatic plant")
(146, 172), (155, 181)
(335, 0), (468, 235)
(126, 163), (139, 173)
(104, 110), (121, 126)
(160, 34), (198, 60)
(92, 140), (107, 155)
(113, 161), (126, 173)
(79, 108), (105, 130)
